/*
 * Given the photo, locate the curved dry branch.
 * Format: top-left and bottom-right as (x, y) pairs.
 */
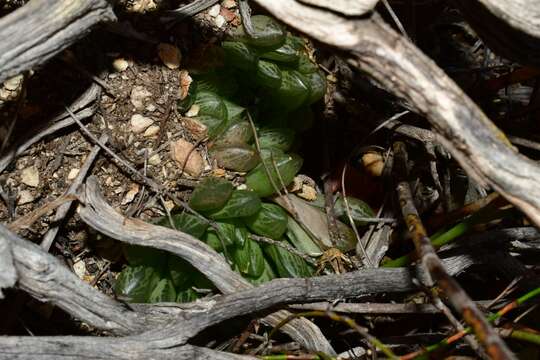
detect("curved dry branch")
(0, 338), (256, 360)
(455, 0), (540, 66)
(78, 177), (335, 354)
(253, 0), (540, 229)
(0, 225), (147, 335)
(0, 0), (116, 83)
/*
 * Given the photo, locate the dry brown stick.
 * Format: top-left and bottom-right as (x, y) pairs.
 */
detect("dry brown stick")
(0, 0), (116, 83)
(393, 141), (516, 360)
(7, 194), (78, 232)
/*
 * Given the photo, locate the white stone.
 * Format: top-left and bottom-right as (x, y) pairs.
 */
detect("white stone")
(130, 86), (152, 110)
(130, 114), (154, 133)
(112, 58), (129, 72)
(67, 168), (80, 180)
(148, 153), (161, 165)
(185, 104), (200, 117)
(20, 166), (39, 187)
(215, 14), (226, 28)
(17, 190), (34, 205)
(4, 75), (23, 91)
(143, 125), (160, 137)
(208, 3), (221, 17)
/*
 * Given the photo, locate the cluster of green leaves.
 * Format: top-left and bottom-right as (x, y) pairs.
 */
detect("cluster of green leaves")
(179, 15), (326, 196)
(115, 179), (315, 303)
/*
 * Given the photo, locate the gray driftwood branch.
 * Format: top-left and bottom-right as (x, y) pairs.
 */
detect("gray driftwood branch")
(0, 0), (116, 83)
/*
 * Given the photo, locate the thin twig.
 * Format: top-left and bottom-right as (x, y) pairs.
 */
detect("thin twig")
(250, 234), (317, 266)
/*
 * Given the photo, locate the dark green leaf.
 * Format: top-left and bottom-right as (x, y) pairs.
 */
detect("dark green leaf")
(156, 212), (209, 238)
(245, 153), (303, 197)
(210, 144), (260, 172)
(214, 121), (253, 147)
(258, 127), (295, 151)
(196, 115), (228, 139)
(168, 255), (198, 289)
(297, 54), (318, 74)
(260, 35), (302, 64)
(176, 288), (199, 303)
(114, 264), (161, 303)
(189, 177), (234, 212)
(303, 71), (326, 104)
(203, 220), (238, 251)
(232, 236), (265, 278)
(263, 242), (314, 278)
(194, 91), (227, 120)
(223, 99), (245, 122)
(265, 71), (310, 112)
(285, 216), (323, 255)
(222, 41), (258, 71)
(233, 15), (286, 49)
(245, 258), (276, 285)
(334, 196), (376, 226)
(244, 203), (288, 239)
(205, 190), (262, 220)
(147, 278), (177, 303)
(255, 60), (282, 89)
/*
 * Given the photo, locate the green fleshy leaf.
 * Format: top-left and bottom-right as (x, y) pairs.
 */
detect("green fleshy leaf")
(245, 258), (276, 285)
(263, 242), (314, 278)
(156, 212), (209, 238)
(265, 70), (310, 112)
(285, 216), (323, 255)
(222, 41), (258, 71)
(303, 70), (326, 104)
(260, 35), (302, 64)
(334, 196), (375, 226)
(245, 153), (303, 197)
(233, 15), (286, 49)
(255, 60), (282, 89)
(195, 91), (227, 120)
(232, 235), (265, 278)
(258, 127), (295, 151)
(147, 278), (177, 303)
(244, 203), (288, 239)
(297, 54), (318, 74)
(223, 99), (245, 122)
(210, 144), (260, 172)
(189, 177), (234, 212)
(176, 288), (199, 303)
(114, 264), (161, 303)
(196, 115), (228, 139)
(168, 255), (197, 289)
(203, 220), (239, 251)
(213, 121), (253, 147)
(205, 190), (262, 220)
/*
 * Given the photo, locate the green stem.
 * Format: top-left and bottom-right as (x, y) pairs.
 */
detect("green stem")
(508, 329), (540, 346)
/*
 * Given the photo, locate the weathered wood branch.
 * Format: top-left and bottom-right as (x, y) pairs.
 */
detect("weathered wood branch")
(455, 0), (540, 66)
(78, 177), (335, 354)
(0, 0), (116, 83)
(253, 0), (540, 229)
(0, 338), (256, 360)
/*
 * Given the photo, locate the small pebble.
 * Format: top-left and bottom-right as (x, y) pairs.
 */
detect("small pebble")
(130, 114), (154, 133)
(208, 3), (221, 17)
(158, 43), (182, 70)
(17, 190), (34, 205)
(215, 14), (226, 28)
(148, 153), (161, 166)
(170, 139), (205, 177)
(4, 75), (23, 91)
(185, 104), (200, 117)
(143, 124), (160, 137)
(67, 168), (80, 180)
(20, 166), (39, 187)
(222, 0), (236, 8)
(112, 58), (129, 72)
(130, 86), (152, 110)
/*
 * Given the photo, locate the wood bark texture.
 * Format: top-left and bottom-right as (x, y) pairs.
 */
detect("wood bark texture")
(0, 0), (115, 83)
